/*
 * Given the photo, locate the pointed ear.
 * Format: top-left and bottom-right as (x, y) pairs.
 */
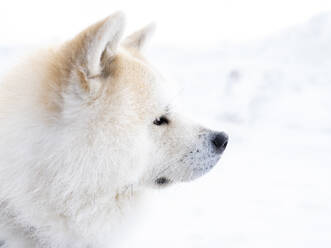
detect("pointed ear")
(67, 12), (125, 77)
(122, 23), (155, 51)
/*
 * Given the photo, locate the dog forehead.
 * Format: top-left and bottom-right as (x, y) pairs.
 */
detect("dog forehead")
(104, 48), (169, 116)
(112, 49), (156, 86)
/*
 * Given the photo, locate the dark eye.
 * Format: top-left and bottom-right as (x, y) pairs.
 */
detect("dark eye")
(153, 116), (169, 126)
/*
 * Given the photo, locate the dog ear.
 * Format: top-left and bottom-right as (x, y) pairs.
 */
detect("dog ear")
(59, 12), (125, 95)
(122, 23), (155, 51)
(76, 12), (125, 76)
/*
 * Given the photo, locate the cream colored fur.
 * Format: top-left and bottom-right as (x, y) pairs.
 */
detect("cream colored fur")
(0, 12), (226, 248)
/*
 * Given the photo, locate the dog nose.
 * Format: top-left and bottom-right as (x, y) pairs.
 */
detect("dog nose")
(211, 132), (228, 153)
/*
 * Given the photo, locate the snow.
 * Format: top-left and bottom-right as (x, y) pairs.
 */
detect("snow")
(1, 13), (331, 248)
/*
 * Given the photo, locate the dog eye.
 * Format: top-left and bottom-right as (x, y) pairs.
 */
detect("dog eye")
(153, 116), (169, 126)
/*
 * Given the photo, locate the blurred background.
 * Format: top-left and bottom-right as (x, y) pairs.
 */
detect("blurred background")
(1, 0), (331, 247)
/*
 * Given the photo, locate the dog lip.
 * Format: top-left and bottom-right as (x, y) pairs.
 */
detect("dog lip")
(155, 177), (170, 185)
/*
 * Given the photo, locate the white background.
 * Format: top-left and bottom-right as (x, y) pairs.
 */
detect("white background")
(0, 1), (331, 247)
(1, 0), (331, 46)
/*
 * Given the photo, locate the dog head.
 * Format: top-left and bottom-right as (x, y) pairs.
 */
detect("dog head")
(46, 12), (228, 190)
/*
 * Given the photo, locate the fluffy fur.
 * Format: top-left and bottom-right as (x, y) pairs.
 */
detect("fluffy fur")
(0, 12), (227, 247)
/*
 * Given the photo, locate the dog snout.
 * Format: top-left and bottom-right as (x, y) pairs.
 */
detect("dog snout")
(211, 132), (228, 153)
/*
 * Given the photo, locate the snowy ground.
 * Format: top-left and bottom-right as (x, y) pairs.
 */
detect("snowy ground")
(1, 13), (331, 248)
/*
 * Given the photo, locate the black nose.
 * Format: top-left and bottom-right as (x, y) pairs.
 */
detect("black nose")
(211, 132), (229, 153)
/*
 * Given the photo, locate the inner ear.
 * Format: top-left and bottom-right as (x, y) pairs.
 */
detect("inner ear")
(62, 12), (125, 77)
(83, 12), (125, 76)
(99, 46), (117, 78)
(57, 12), (125, 95)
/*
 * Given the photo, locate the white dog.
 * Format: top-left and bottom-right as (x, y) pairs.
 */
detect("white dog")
(0, 12), (228, 248)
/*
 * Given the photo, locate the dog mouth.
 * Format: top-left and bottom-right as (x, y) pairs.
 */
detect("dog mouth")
(191, 162), (218, 178)
(155, 177), (171, 186)
(153, 134), (229, 185)
(153, 152), (224, 185)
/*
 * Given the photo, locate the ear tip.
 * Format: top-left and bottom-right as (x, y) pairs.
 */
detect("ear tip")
(110, 11), (126, 20)
(106, 11), (126, 28)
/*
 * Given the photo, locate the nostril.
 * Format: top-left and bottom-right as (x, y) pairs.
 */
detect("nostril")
(212, 138), (221, 148)
(212, 132), (229, 153)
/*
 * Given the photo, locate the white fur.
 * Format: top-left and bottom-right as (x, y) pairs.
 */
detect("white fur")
(0, 13), (225, 248)
(87, 12), (125, 76)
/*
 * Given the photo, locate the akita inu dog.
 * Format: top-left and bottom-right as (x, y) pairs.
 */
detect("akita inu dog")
(0, 12), (228, 248)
